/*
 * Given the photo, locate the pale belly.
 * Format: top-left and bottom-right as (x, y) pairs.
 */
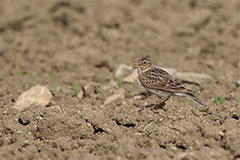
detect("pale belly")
(144, 87), (172, 98)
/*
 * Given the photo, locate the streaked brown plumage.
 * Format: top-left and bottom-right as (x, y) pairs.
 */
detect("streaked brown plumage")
(133, 55), (206, 110)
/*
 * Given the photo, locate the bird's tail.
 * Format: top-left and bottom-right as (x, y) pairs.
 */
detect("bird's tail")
(182, 92), (207, 107)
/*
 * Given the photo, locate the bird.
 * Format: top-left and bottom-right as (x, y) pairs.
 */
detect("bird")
(133, 55), (206, 110)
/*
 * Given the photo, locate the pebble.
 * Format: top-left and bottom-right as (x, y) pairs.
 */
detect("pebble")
(187, 9), (211, 28)
(175, 72), (212, 84)
(14, 85), (52, 110)
(218, 131), (225, 137)
(123, 69), (138, 83)
(104, 88), (125, 105)
(115, 64), (132, 78)
(134, 95), (143, 100)
(236, 80), (240, 87)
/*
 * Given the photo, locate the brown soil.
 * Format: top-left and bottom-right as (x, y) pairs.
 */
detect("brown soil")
(0, 0), (240, 159)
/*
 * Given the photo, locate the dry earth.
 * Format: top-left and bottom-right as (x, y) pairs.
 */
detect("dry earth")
(0, 0), (240, 160)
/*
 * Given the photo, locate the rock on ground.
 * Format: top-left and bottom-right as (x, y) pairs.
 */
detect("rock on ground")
(104, 88), (125, 105)
(115, 64), (132, 78)
(175, 72), (213, 84)
(14, 85), (53, 110)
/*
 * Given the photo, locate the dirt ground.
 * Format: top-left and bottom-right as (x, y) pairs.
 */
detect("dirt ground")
(0, 0), (240, 159)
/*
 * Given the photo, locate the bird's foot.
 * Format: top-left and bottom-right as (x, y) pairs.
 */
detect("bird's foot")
(151, 102), (165, 111)
(138, 104), (153, 111)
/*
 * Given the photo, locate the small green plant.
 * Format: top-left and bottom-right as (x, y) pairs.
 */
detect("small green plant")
(29, 69), (34, 79)
(219, 95), (224, 104)
(61, 87), (65, 94)
(118, 76), (123, 88)
(195, 85), (200, 92)
(183, 99), (186, 103)
(19, 68), (24, 76)
(72, 83), (79, 97)
(6, 88), (9, 94)
(71, 102), (74, 109)
(232, 86), (237, 91)
(62, 105), (65, 110)
(51, 70), (57, 82)
(53, 83), (58, 93)
(214, 97), (218, 104)
(6, 53), (11, 63)
(188, 99), (194, 103)
(214, 95), (224, 104)
(95, 83), (99, 94)
(214, 72), (222, 81)
(124, 92), (128, 99)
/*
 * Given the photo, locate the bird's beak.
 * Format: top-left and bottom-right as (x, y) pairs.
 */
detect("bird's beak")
(133, 63), (139, 68)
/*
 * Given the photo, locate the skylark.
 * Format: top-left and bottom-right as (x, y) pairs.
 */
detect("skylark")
(133, 55), (206, 110)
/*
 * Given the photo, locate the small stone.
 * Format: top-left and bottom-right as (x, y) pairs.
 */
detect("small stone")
(187, 9), (211, 29)
(236, 80), (240, 87)
(101, 28), (120, 41)
(134, 95), (143, 100)
(175, 72), (212, 84)
(77, 89), (84, 99)
(123, 69), (138, 83)
(218, 131), (225, 137)
(115, 64), (132, 78)
(104, 88), (125, 105)
(14, 85), (52, 110)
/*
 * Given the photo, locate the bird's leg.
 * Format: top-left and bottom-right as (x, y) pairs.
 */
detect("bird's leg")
(162, 96), (170, 104)
(151, 96), (171, 110)
(151, 97), (163, 110)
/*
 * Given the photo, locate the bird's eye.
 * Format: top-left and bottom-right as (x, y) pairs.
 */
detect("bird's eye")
(143, 61), (147, 64)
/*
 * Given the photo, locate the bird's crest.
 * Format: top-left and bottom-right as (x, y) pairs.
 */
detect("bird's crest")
(138, 55), (150, 61)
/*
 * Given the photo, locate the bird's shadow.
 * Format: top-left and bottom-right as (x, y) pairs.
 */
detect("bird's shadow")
(138, 103), (166, 112)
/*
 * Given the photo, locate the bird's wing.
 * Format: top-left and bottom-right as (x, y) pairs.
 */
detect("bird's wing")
(140, 67), (186, 93)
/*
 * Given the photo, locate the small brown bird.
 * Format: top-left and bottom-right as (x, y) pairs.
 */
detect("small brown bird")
(133, 55), (206, 110)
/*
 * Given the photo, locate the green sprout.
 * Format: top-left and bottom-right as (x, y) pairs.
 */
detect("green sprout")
(118, 76), (123, 88)
(232, 86), (237, 92)
(6, 88), (9, 94)
(61, 87), (65, 94)
(214, 97), (218, 104)
(29, 69), (34, 79)
(183, 99), (186, 103)
(72, 83), (79, 97)
(6, 53), (11, 63)
(214, 95), (224, 104)
(95, 83), (99, 94)
(53, 83), (58, 93)
(214, 72), (222, 81)
(191, 86), (195, 91)
(51, 70), (57, 82)
(188, 99), (194, 103)
(195, 85), (200, 92)
(62, 105), (65, 110)
(71, 102), (74, 109)
(124, 92), (128, 99)
(19, 68), (24, 76)
(219, 95), (224, 104)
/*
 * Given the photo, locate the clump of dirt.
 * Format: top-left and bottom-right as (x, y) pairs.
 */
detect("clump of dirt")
(0, 0), (239, 159)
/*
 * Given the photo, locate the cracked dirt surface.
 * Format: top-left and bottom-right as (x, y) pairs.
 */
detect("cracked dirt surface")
(0, 0), (240, 159)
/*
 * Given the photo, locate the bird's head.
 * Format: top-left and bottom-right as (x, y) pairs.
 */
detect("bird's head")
(133, 55), (152, 72)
